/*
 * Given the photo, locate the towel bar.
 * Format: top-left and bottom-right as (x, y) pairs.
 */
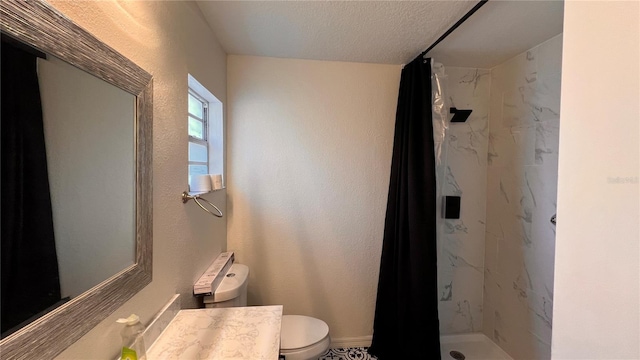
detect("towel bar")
(182, 191), (223, 218)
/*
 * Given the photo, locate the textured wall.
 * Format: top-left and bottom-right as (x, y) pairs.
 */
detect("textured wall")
(46, 2), (229, 359)
(227, 55), (401, 341)
(483, 35), (563, 360)
(437, 67), (491, 334)
(553, 2), (639, 358)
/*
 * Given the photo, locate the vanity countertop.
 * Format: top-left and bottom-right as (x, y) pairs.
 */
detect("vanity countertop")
(146, 305), (283, 360)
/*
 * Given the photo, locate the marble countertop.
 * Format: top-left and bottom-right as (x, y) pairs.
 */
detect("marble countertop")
(146, 306), (283, 360)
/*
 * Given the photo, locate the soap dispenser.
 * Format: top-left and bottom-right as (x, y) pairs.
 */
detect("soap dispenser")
(116, 314), (146, 360)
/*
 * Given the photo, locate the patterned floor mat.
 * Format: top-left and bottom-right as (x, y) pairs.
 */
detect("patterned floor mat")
(318, 347), (377, 360)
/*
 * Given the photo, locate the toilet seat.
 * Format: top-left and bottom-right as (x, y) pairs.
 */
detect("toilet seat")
(280, 315), (330, 360)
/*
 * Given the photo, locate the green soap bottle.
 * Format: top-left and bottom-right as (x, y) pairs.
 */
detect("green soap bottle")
(116, 314), (146, 360)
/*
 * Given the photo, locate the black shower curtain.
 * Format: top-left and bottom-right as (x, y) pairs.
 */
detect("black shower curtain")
(368, 56), (440, 358)
(1, 40), (62, 335)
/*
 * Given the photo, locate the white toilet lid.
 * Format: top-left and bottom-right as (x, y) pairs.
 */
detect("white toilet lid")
(280, 315), (329, 350)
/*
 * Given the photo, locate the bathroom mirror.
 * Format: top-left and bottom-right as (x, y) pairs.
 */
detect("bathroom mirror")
(0, 2), (152, 359)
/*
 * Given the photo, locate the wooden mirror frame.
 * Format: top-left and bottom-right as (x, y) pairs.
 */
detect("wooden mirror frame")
(0, 2), (153, 359)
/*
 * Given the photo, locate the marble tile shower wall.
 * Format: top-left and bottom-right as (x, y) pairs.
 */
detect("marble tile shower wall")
(482, 34), (562, 360)
(437, 67), (491, 335)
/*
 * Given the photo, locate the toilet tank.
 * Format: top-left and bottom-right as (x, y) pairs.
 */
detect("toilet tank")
(203, 263), (249, 308)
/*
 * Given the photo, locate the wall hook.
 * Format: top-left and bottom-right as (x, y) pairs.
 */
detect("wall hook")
(450, 107), (472, 122)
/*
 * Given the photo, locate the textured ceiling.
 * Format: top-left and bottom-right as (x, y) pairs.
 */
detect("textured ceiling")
(196, 1), (477, 65)
(428, 1), (564, 68)
(196, 1), (563, 67)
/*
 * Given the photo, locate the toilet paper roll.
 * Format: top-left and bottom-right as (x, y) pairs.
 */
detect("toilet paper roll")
(210, 174), (223, 190)
(189, 174), (211, 192)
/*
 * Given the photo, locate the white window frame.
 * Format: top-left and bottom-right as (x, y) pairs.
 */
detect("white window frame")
(188, 89), (209, 175)
(187, 74), (224, 189)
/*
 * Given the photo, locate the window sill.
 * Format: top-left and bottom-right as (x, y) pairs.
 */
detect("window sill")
(188, 187), (225, 196)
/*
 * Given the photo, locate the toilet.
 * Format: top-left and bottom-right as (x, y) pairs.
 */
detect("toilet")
(279, 315), (331, 360)
(202, 263), (331, 360)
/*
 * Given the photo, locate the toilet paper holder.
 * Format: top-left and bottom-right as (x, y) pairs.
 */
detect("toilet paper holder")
(182, 191), (223, 218)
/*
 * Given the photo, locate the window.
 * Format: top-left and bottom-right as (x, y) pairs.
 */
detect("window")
(188, 90), (209, 176)
(187, 74), (224, 189)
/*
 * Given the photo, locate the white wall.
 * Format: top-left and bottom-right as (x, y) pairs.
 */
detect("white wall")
(227, 55), (401, 341)
(553, 1), (639, 359)
(39, 55), (136, 299)
(45, 2), (229, 358)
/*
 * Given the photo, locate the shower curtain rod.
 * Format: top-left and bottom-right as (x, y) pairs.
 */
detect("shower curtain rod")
(421, 0), (489, 57)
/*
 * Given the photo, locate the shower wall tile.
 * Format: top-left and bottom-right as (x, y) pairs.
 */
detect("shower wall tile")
(536, 36), (563, 98)
(437, 67), (491, 335)
(484, 168), (504, 238)
(483, 34), (562, 360)
(488, 125), (537, 168)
